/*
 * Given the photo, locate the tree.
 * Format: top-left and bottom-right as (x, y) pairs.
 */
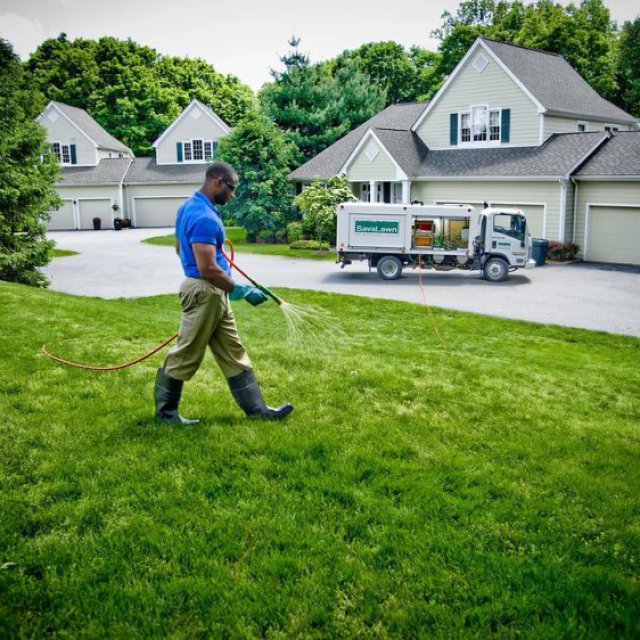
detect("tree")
(260, 37), (385, 164)
(293, 175), (356, 246)
(0, 39), (61, 287)
(330, 41), (441, 104)
(616, 17), (640, 117)
(25, 35), (257, 156)
(214, 111), (297, 239)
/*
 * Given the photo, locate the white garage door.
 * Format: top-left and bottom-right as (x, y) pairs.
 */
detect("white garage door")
(78, 199), (113, 230)
(494, 204), (545, 238)
(588, 206), (640, 265)
(46, 200), (75, 230)
(134, 197), (188, 227)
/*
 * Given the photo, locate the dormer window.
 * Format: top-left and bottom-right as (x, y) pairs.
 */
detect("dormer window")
(457, 107), (503, 146)
(177, 139), (218, 163)
(52, 142), (76, 165)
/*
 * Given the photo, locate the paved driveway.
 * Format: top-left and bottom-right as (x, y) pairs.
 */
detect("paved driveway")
(44, 229), (640, 337)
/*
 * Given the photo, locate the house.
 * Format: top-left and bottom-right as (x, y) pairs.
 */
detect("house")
(289, 38), (640, 266)
(40, 99), (230, 230)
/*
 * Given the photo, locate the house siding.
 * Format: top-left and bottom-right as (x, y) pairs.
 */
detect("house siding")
(39, 107), (96, 166)
(346, 142), (398, 182)
(156, 106), (228, 165)
(574, 180), (640, 259)
(411, 180), (562, 240)
(416, 51), (540, 149)
(543, 116), (633, 139)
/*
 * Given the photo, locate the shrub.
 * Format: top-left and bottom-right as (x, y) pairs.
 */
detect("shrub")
(547, 241), (580, 262)
(257, 229), (275, 244)
(286, 221), (303, 244)
(289, 239), (331, 251)
(275, 228), (288, 244)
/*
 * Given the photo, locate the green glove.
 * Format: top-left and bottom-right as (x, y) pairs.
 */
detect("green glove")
(230, 284), (268, 306)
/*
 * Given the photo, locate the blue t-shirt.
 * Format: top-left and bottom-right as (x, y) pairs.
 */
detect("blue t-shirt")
(175, 191), (230, 278)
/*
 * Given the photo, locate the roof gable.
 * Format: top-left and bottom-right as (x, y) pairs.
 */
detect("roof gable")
(41, 101), (132, 154)
(340, 128), (409, 180)
(153, 99), (231, 148)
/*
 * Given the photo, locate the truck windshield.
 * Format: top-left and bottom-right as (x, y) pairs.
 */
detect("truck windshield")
(493, 213), (526, 242)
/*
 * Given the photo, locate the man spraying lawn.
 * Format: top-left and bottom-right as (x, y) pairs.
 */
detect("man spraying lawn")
(154, 161), (293, 424)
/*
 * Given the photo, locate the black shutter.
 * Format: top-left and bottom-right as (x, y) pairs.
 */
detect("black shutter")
(177, 142), (183, 162)
(450, 113), (458, 146)
(501, 109), (511, 143)
(70, 144), (77, 165)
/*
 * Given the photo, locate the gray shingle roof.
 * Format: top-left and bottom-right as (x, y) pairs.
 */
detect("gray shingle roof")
(415, 132), (608, 178)
(575, 131), (640, 177)
(288, 102), (428, 180)
(125, 158), (206, 184)
(58, 158), (132, 185)
(481, 39), (637, 125)
(52, 102), (132, 153)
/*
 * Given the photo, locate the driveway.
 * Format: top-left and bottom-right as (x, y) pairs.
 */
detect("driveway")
(44, 229), (640, 337)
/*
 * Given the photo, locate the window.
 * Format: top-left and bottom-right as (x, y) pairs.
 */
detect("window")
(458, 107), (501, 145)
(360, 183), (370, 202)
(52, 142), (73, 165)
(183, 142), (192, 161)
(192, 139), (204, 161)
(577, 122), (587, 132)
(393, 182), (403, 204)
(604, 125), (619, 133)
(204, 141), (212, 159)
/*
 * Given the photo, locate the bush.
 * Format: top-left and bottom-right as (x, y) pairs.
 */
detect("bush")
(547, 241), (580, 261)
(257, 229), (275, 244)
(289, 239), (331, 251)
(275, 228), (288, 244)
(286, 221), (303, 244)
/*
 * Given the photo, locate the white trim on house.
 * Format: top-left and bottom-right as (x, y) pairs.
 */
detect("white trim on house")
(457, 104), (504, 147)
(152, 100), (231, 148)
(339, 128), (409, 181)
(38, 102), (98, 150)
(573, 176), (640, 182)
(539, 113), (545, 144)
(583, 202), (640, 261)
(411, 39), (545, 133)
(131, 194), (191, 227)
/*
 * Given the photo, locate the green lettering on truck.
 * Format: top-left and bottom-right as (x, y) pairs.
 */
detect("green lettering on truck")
(355, 220), (399, 234)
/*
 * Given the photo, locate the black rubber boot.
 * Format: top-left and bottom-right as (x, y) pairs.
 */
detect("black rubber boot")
(154, 368), (200, 425)
(228, 370), (294, 420)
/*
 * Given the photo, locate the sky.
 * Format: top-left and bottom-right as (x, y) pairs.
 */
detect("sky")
(1, 0), (638, 91)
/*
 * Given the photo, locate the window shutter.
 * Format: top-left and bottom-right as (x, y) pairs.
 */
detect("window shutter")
(211, 140), (218, 154)
(450, 113), (458, 146)
(70, 144), (77, 165)
(177, 142), (183, 163)
(501, 109), (510, 143)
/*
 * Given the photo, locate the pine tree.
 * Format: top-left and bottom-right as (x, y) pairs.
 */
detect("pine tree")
(0, 39), (61, 287)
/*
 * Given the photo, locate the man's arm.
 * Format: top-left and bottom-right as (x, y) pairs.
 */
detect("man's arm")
(192, 242), (234, 292)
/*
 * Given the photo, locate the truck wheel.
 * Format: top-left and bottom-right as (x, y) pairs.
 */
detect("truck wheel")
(377, 255), (403, 280)
(483, 257), (509, 282)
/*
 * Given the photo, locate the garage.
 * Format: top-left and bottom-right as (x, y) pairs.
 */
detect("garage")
(46, 199), (75, 230)
(587, 205), (640, 265)
(78, 198), (113, 230)
(133, 196), (189, 227)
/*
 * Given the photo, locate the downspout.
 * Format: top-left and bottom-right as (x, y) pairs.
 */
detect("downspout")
(571, 178), (578, 246)
(558, 178), (567, 243)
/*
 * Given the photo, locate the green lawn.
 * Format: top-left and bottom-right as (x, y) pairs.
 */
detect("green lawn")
(144, 227), (336, 261)
(50, 248), (79, 258)
(1, 280), (639, 638)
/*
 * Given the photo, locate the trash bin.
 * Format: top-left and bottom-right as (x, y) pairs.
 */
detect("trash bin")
(532, 238), (549, 266)
(113, 218), (122, 231)
(92, 217), (101, 231)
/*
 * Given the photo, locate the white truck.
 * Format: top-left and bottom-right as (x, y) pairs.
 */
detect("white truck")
(336, 202), (536, 282)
